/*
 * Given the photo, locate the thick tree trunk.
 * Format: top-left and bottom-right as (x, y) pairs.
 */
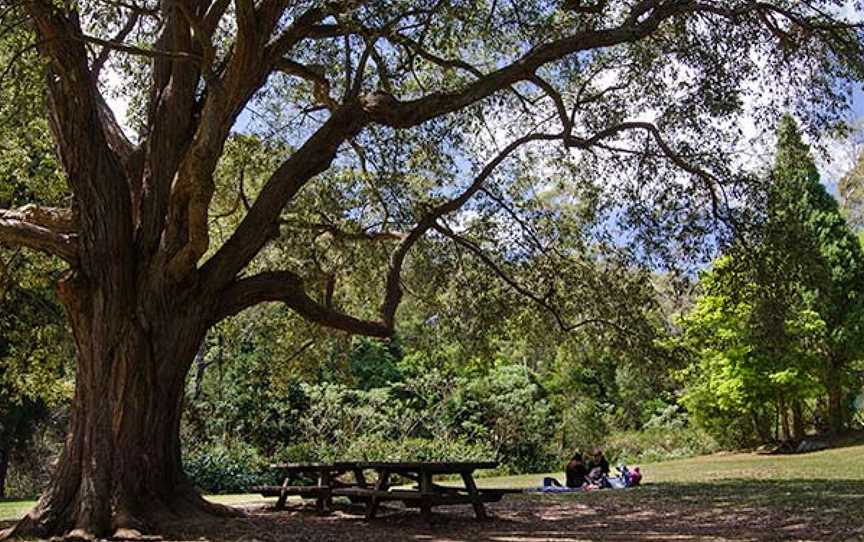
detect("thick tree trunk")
(0, 445), (8, 500)
(1, 275), (237, 541)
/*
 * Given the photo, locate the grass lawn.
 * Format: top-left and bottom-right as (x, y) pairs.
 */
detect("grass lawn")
(476, 436), (864, 488)
(0, 494), (270, 522)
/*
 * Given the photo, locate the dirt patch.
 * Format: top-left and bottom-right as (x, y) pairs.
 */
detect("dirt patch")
(154, 491), (864, 542)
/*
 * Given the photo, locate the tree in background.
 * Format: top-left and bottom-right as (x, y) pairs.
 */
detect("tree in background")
(680, 116), (864, 445)
(837, 124), (864, 231)
(0, 20), (72, 499)
(771, 117), (864, 433)
(0, 1), (862, 538)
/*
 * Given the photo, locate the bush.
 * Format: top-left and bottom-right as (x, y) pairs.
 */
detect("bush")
(342, 435), (494, 463)
(602, 426), (719, 464)
(184, 442), (278, 494)
(560, 398), (610, 456)
(452, 364), (559, 473)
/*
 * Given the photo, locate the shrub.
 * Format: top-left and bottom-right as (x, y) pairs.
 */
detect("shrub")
(452, 364), (559, 473)
(342, 435), (494, 463)
(560, 398), (610, 456)
(183, 442), (277, 494)
(602, 426), (719, 465)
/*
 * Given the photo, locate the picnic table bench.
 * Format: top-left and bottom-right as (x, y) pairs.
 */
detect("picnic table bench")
(251, 462), (368, 512)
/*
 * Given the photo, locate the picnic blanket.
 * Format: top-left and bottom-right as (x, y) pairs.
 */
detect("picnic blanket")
(532, 466), (640, 493)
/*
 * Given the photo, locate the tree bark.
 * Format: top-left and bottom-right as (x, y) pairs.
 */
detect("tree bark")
(1, 275), (237, 541)
(826, 359), (845, 435)
(0, 445), (8, 500)
(779, 395), (792, 442)
(791, 401), (805, 441)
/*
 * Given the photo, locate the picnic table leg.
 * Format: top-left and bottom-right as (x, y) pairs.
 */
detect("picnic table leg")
(276, 476), (291, 510)
(419, 471), (433, 524)
(318, 470), (332, 514)
(353, 468), (368, 488)
(367, 469), (390, 520)
(461, 472), (488, 520)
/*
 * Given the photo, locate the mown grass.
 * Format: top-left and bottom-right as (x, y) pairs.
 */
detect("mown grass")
(475, 437), (864, 488)
(0, 500), (35, 523)
(0, 494), (269, 522)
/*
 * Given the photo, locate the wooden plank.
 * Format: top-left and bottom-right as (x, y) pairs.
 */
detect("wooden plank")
(355, 461), (497, 473)
(366, 468), (390, 519)
(269, 462), (359, 472)
(419, 471), (433, 523)
(317, 469), (332, 513)
(276, 477), (291, 510)
(333, 488), (507, 505)
(332, 488), (423, 500)
(461, 472), (488, 520)
(352, 467), (368, 488)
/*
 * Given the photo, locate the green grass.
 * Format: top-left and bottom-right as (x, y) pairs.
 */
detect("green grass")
(468, 440), (864, 537)
(0, 500), (35, 523)
(0, 494), (271, 522)
(3, 441), (864, 523)
(473, 438), (864, 488)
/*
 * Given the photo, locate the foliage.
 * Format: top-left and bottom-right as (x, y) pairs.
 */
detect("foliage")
(0, 19), (72, 499)
(3, 3), (864, 528)
(603, 426), (720, 465)
(838, 134), (864, 231)
(183, 442), (277, 495)
(678, 116), (864, 446)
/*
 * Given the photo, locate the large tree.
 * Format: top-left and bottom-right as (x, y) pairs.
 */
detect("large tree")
(0, 0), (862, 539)
(770, 116), (864, 434)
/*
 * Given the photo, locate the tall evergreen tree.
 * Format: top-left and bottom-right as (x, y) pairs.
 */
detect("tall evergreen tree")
(687, 116), (864, 441)
(770, 116), (864, 434)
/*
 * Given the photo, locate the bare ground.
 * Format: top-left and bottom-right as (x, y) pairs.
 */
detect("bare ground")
(149, 483), (864, 542)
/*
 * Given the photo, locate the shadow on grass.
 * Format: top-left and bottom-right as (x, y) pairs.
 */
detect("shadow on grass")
(158, 479), (864, 542)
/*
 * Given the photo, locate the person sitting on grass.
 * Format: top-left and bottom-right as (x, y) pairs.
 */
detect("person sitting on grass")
(586, 448), (610, 487)
(543, 452), (589, 489)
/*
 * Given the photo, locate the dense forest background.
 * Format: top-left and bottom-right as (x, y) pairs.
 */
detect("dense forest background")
(4, 111), (864, 497)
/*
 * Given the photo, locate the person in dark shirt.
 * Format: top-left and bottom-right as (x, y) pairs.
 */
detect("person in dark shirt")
(565, 452), (589, 488)
(542, 452), (588, 489)
(586, 449), (610, 486)
(587, 449), (610, 474)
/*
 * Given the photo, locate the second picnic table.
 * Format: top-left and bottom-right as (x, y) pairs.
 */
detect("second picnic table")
(253, 460), (520, 522)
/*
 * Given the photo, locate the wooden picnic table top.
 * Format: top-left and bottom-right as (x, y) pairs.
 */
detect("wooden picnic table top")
(268, 461), (498, 474)
(269, 462), (361, 472)
(354, 461), (498, 473)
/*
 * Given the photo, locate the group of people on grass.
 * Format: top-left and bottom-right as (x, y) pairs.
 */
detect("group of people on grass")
(541, 449), (641, 492)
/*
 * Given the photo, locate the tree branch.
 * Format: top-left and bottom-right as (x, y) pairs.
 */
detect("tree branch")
(0, 207), (78, 263)
(91, 9), (141, 77)
(213, 270), (390, 336)
(434, 222), (627, 335)
(359, 1), (689, 128)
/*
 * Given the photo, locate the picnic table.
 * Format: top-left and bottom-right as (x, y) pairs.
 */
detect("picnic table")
(252, 460), (521, 522)
(331, 461), (521, 522)
(251, 462), (368, 512)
